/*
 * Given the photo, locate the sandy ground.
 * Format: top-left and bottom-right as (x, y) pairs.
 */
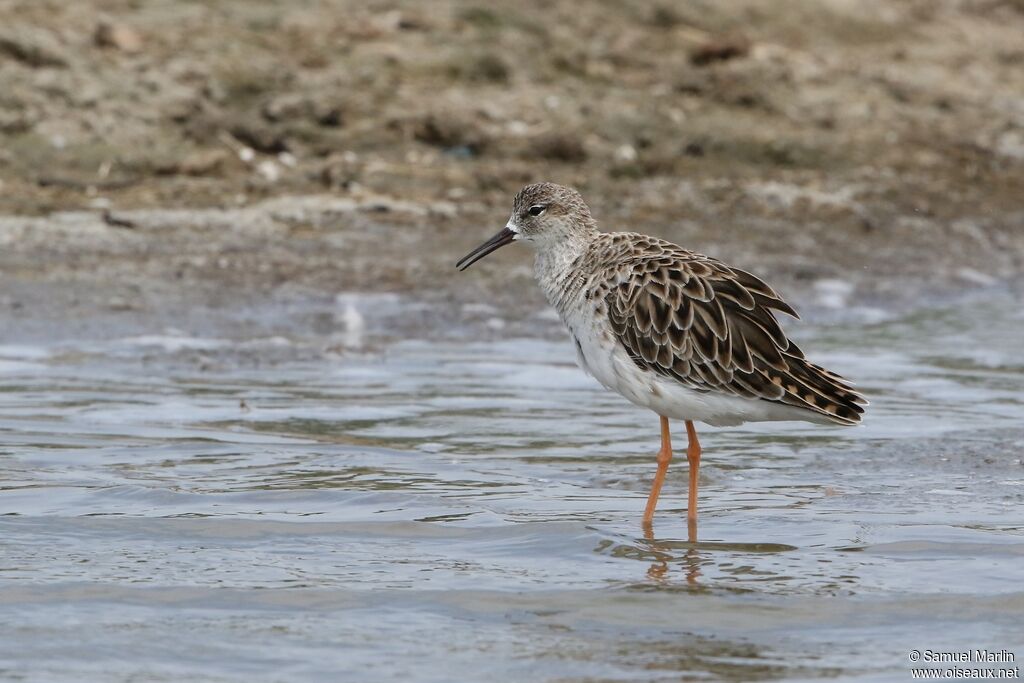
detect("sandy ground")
(0, 0), (1022, 341)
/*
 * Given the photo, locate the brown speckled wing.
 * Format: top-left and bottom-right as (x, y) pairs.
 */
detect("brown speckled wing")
(602, 238), (866, 425)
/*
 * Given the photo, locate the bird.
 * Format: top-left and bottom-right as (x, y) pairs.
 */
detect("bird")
(456, 182), (866, 529)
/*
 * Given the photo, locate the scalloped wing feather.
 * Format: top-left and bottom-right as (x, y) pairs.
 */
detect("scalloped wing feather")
(601, 237), (865, 425)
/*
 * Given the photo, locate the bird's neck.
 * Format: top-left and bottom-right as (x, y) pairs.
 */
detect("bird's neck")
(533, 230), (596, 316)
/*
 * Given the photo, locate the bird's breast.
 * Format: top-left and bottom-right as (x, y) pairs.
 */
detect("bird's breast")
(561, 300), (632, 391)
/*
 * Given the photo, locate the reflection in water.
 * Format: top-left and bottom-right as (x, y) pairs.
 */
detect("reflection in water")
(643, 518), (702, 584)
(635, 518), (807, 588)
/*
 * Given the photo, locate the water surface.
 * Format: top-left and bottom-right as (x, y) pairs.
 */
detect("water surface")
(1, 297), (1023, 681)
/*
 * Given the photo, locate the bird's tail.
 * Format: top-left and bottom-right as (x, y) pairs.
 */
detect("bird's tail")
(775, 357), (868, 425)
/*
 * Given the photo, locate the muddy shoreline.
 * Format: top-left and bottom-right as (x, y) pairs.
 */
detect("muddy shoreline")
(1, 192), (1021, 351)
(1, 1), (1022, 345)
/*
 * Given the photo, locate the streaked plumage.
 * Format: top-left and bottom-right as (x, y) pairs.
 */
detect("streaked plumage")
(457, 182), (866, 526)
(594, 233), (864, 425)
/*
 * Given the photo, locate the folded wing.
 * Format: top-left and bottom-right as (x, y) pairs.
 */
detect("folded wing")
(604, 246), (866, 425)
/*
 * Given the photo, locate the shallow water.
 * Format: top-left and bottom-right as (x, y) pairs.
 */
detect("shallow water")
(2, 297), (1023, 682)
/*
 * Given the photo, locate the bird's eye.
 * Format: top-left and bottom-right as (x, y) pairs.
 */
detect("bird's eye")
(528, 205), (545, 217)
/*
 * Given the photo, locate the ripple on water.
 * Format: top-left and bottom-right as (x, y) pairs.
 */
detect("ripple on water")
(1, 300), (1023, 680)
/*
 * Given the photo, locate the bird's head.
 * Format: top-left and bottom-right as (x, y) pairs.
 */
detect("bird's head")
(456, 182), (596, 271)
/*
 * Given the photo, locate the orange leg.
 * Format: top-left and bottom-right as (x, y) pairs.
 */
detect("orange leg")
(685, 420), (701, 522)
(642, 416), (673, 525)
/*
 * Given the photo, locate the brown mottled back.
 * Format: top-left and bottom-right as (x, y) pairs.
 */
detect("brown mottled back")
(596, 233), (867, 425)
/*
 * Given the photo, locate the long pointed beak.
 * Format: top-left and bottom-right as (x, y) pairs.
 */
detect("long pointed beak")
(455, 227), (516, 271)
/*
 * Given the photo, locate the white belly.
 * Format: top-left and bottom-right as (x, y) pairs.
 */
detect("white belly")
(567, 313), (825, 427)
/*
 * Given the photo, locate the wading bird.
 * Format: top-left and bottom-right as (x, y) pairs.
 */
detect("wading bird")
(457, 183), (865, 529)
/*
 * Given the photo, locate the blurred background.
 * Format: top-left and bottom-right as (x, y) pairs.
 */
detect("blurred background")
(2, 2), (1024, 682)
(1, 0), (1022, 339)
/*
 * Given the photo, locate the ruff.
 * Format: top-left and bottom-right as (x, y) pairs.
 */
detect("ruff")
(457, 182), (866, 527)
